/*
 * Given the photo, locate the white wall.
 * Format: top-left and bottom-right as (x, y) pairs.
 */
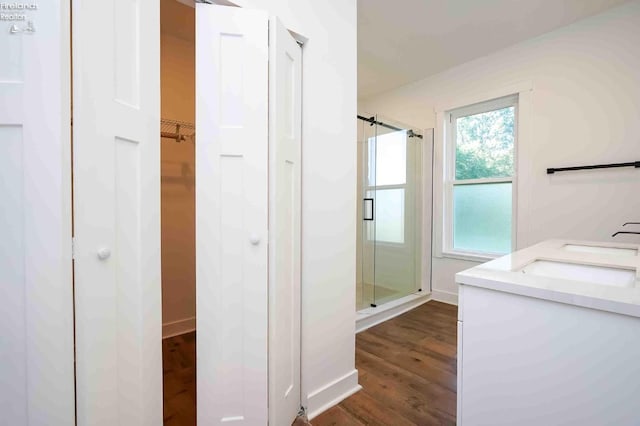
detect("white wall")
(361, 0), (640, 302)
(229, 0), (359, 417)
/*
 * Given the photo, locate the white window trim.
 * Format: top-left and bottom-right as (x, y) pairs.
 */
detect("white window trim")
(442, 94), (519, 261)
(432, 82), (533, 263)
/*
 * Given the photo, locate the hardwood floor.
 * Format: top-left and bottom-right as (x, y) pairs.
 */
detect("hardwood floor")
(313, 301), (458, 426)
(163, 331), (196, 426)
(161, 301), (457, 426)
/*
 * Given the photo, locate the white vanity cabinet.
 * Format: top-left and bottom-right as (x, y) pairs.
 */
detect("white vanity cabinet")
(456, 240), (640, 426)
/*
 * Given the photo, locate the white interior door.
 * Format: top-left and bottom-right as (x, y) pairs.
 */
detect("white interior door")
(196, 4), (269, 425)
(72, 0), (162, 425)
(0, 2), (75, 424)
(269, 17), (303, 426)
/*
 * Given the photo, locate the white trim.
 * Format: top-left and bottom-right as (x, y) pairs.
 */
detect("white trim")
(433, 80), (533, 113)
(421, 129), (435, 292)
(450, 177), (513, 186)
(306, 370), (361, 420)
(433, 111), (446, 258)
(356, 293), (432, 333)
(60, 3), (75, 418)
(449, 94), (518, 121)
(162, 317), (196, 339)
(515, 90), (533, 249)
(456, 319), (463, 424)
(441, 250), (497, 263)
(432, 289), (459, 306)
(511, 101), (519, 251)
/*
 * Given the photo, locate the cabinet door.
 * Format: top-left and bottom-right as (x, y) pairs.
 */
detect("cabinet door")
(460, 285), (640, 425)
(196, 4), (269, 424)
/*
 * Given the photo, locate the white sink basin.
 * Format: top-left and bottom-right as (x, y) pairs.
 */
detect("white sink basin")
(517, 260), (637, 287)
(563, 244), (637, 257)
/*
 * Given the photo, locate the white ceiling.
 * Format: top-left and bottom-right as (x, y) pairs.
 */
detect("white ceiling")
(358, 0), (629, 98)
(160, 0), (629, 98)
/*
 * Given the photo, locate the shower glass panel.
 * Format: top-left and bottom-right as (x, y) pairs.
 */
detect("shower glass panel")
(357, 114), (423, 310)
(357, 117), (377, 309)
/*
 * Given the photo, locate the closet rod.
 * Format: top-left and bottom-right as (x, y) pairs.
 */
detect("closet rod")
(161, 118), (195, 143)
(161, 131), (189, 142)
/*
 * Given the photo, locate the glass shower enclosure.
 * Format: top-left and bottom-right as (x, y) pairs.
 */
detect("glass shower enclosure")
(357, 114), (425, 310)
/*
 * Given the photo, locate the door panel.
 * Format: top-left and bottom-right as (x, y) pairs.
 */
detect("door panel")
(196, 5), (269, 424)
(269, 17), (302, 426)
(0, 2), (74, 424)
(372, 127), (420, 304)
(359, 119), (427, 309)
(358, 120), (377, 310)
(72, 0), (162, 424)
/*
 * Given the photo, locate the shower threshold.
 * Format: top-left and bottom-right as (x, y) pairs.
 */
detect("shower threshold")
(356, 291), (431, 333)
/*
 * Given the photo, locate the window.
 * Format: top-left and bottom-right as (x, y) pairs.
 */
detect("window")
(445, 95), (517, 257)
(367, 130), (408, 244)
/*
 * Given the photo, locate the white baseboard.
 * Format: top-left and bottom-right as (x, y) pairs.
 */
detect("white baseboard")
(306, 369), (361, 420)
(356, 292), (432, 333)
(432, 289), (458, 305)
(162, 316), (196, 339)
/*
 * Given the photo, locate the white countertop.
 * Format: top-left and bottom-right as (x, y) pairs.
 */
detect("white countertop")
(456, 239), (640, 318)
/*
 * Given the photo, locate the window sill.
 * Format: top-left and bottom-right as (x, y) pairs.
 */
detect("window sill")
(440, 250), (503, 263)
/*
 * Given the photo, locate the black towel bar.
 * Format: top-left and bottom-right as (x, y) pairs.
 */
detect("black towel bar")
(547, 161), (640, 175)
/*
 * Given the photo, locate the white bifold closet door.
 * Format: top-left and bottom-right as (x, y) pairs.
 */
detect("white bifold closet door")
(72, 0), (162, 425)
(196, 5), (269, 424)
(196, 4), (302, 425)
(0, 1), (75, 424)
(269, 17), (303, 426)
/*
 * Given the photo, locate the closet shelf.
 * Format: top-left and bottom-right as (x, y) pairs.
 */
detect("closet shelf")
(161, 118), (195, 143)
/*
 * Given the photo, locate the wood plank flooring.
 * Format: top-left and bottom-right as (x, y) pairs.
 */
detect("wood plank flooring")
(163, 331), (196, 426)
(161, 301), (457, 425)
(313, 301), (458, 426)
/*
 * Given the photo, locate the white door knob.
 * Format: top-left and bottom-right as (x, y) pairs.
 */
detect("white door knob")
(249, 234), (260, 245)
(97, 247), (111, 260)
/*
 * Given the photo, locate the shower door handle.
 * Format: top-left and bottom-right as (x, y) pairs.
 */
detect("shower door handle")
(363, 198), (374, 221)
